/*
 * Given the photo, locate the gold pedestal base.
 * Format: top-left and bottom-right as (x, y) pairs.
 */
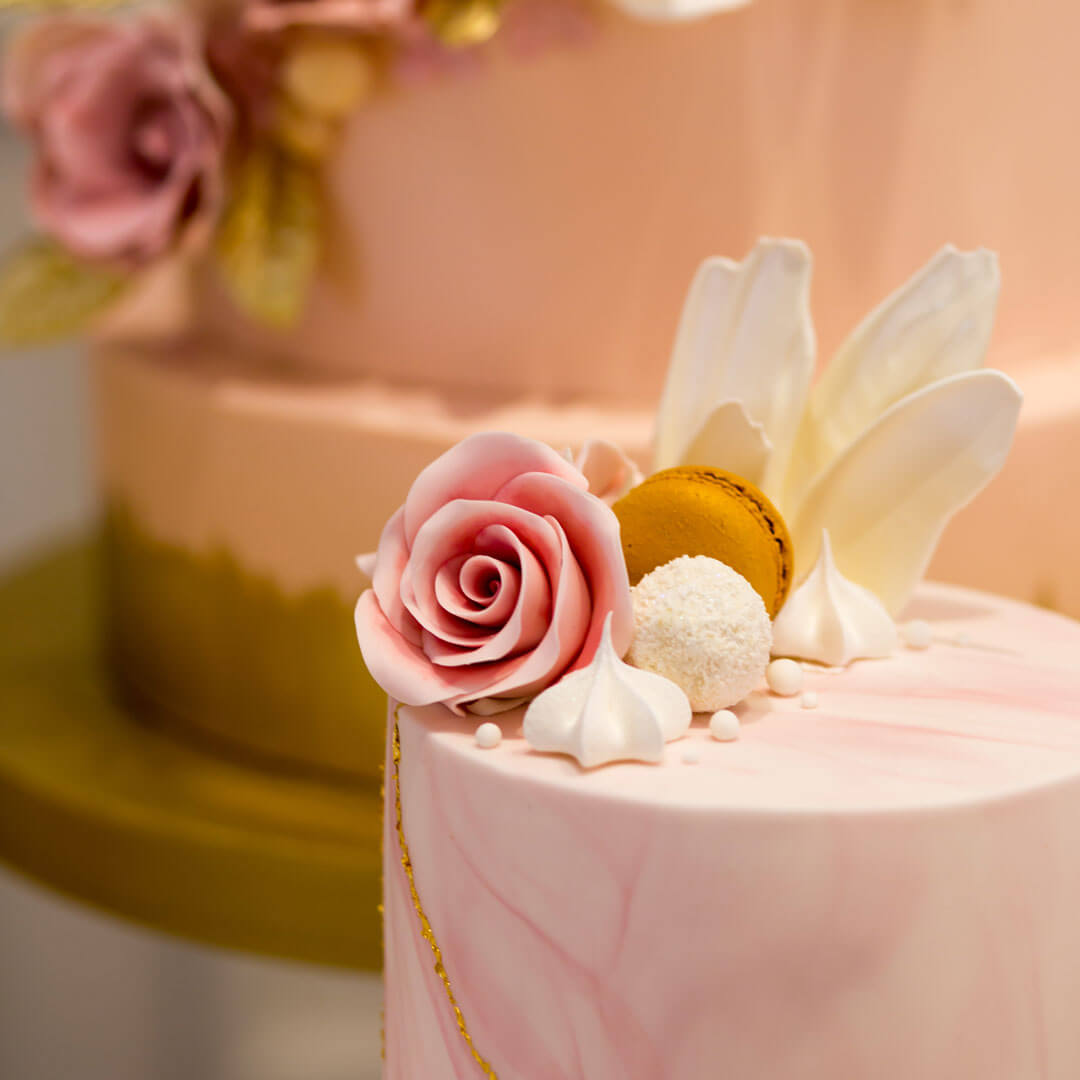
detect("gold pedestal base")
(0, 540), (382, 970)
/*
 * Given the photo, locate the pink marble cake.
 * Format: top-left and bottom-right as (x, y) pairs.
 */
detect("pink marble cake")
(383, 585), (1080, 1079)
(352, 240), (1075, 1073)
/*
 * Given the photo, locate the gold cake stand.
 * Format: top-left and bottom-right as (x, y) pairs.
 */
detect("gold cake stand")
(0, 540), (382, 970)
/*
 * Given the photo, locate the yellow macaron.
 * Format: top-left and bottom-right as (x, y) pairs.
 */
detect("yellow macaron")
(612, 466), (793, 617)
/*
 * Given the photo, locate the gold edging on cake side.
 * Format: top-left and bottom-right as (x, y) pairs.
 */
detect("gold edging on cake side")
(392, 710), (498, 1078)
(103, 501), (386, 781)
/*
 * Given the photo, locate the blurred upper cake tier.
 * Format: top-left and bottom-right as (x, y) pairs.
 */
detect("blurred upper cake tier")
(5, 0), (1077, 403)
(182, 0), (1078, 401)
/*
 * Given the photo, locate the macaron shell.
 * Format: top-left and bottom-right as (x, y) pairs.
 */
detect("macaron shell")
(612, 466), (793, 616)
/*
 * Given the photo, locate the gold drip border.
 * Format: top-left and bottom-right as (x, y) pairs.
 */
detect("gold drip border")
(392, 708), (498, 1078)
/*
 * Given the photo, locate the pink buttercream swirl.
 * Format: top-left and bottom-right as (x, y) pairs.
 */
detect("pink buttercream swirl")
(356, 432), (634, 715)
(3, 14), (231, 268)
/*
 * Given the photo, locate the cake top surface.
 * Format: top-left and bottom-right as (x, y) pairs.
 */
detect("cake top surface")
(356, 240), (1026, 767)
(400, 583), (1080, 814)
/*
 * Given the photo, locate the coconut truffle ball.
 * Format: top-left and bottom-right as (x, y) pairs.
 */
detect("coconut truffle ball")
(627, 555), (772, 712)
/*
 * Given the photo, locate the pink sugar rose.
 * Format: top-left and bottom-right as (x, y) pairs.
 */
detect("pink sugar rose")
(3, 14), (232, 267)
(244, 0), (414, 33)
(356, 433), (634, 715)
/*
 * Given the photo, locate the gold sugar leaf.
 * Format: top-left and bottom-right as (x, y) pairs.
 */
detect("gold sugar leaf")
(0, 236), (129, 347)
(214, 145), (323, 329)
(424, 0), (503, 47)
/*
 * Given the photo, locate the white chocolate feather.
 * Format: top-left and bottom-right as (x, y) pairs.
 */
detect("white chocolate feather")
(790, 370), (1022, 615)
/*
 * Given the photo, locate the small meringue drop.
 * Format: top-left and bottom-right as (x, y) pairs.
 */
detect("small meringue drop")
(771, 530), (898, 667)
(902, 619), (934, 650)
(474, 722), (502, 749)
(801, 691), (819, 710)
(523, 612), (691, 768)
(767, 658), (804, 697)
(708, 710), (740, 742)
(681, 744), (703, 765)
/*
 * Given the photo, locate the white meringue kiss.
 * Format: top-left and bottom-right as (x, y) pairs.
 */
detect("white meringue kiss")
(524, 613), (691, 768)
(772, 530), (898, 667)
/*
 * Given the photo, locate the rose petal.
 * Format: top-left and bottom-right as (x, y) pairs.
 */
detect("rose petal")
(402, 503), (553, 660)
(434, 554), (520, 623)
(446, 518), (591, 711)
(2, 18), (115, 127)
(354, 590), (467, 707)
(244, 0), (413, 33)
(495, 471), (634, 665)
(423, 523), (552, 665)
(371, 507), (422, 646)
(403, 432), (586, 546)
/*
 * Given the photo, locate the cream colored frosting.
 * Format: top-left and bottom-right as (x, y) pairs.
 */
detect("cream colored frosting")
(523, 613), (691, 767)
(772, 530), (898, 666)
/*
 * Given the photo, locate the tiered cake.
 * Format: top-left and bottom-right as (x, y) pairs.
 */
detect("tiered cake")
(79, 0), (1080, 795)
(1, 0), (1078, 975)
(355, 238), (1080, 1077)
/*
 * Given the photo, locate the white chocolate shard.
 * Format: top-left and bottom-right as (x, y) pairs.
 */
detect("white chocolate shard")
(524, 613), (691, 768)
(787, 246), (1000, 504)
(675, 399), (773, 489)
(790, 370), (1022, 615)
(772, 531), (898, 667)
(653, 239), (814, 499)
(650, 242), (1017, 618)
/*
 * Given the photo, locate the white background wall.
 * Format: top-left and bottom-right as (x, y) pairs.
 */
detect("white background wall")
(0, 130), (383, 1080)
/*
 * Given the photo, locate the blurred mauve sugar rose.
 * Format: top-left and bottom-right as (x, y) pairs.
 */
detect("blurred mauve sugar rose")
(244, 0), (414, 33)
(2, 15), (232, 267)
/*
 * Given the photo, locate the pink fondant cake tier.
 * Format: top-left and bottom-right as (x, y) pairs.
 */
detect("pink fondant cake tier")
(384, 584), (1080, 1079)
(97, 346), (1080, 618)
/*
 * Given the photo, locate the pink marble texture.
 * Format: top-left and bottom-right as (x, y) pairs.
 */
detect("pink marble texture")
(384, 584), (1080, 1078)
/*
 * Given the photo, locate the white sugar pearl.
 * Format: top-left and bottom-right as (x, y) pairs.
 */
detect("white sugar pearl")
(901, 619), (933, 650)
(801, 691), (819, 710)
(766, 658), (804, 697)
(708, 710), (740, 742)
(681, 744), (703, 764)
(474, 722), (502, 749)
